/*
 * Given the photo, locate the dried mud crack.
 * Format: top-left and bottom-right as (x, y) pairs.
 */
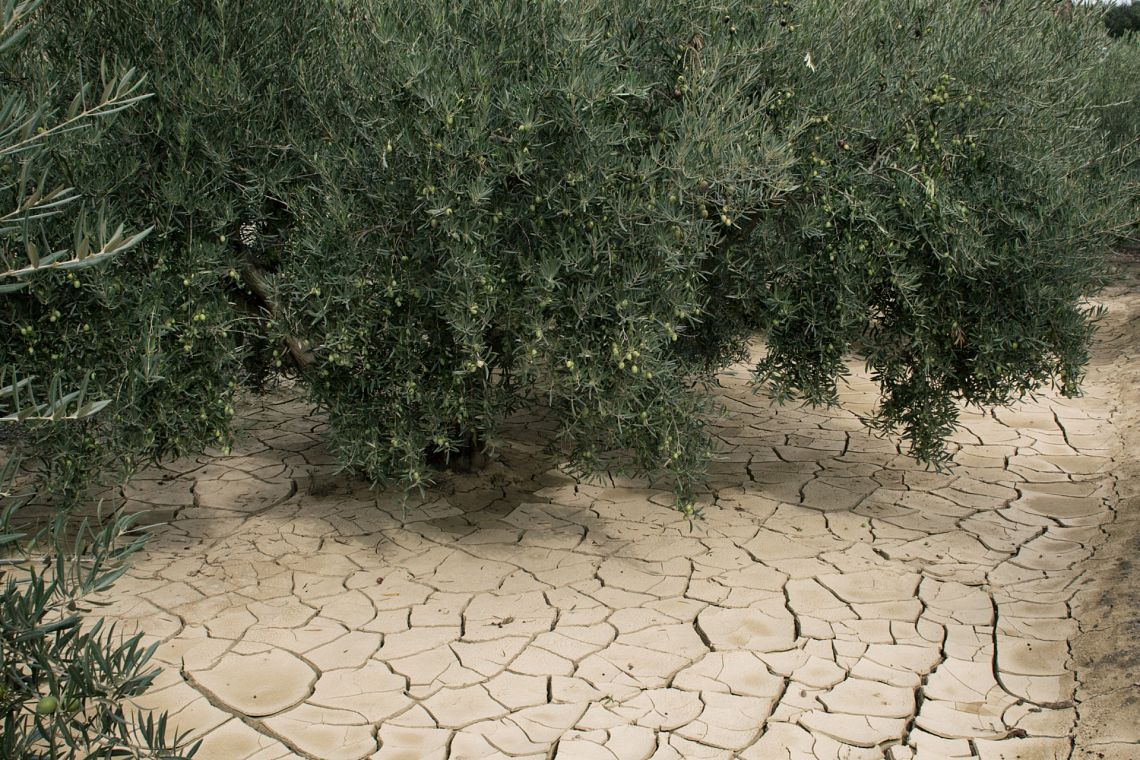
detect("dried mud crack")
(76, 256), (1140, 759)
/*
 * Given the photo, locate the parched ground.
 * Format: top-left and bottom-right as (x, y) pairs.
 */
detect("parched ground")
(90, 258), (1140, 760)
(1069, 256), (1140, 760)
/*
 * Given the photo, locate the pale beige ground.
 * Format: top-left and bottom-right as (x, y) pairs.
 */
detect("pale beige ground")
(89, 259), (1140, 760)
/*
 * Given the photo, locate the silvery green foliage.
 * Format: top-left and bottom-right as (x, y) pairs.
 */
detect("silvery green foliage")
(0, 503), (200, 759)
(1089, 27), (1139, 212)
(0, 0), (150, 427)
(2, 0), (265, 495)
(739, 0), (1135, 464)
(271, 1), (802, 512)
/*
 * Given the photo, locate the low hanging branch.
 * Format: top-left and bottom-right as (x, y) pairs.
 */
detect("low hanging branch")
(238, 264), (316, 368)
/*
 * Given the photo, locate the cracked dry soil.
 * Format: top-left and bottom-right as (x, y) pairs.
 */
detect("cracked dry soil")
(81, 255), (1139, 760)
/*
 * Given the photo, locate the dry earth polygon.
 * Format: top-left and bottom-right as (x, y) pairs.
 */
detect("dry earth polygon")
(82, 258), (1140, 759)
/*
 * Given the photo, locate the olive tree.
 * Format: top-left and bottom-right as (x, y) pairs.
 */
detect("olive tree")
(6, 0), (1135, 514)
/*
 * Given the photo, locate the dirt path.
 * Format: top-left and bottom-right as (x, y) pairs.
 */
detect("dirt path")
(89, 258), (1140, 760)
(1070, 254), (1140, 760)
